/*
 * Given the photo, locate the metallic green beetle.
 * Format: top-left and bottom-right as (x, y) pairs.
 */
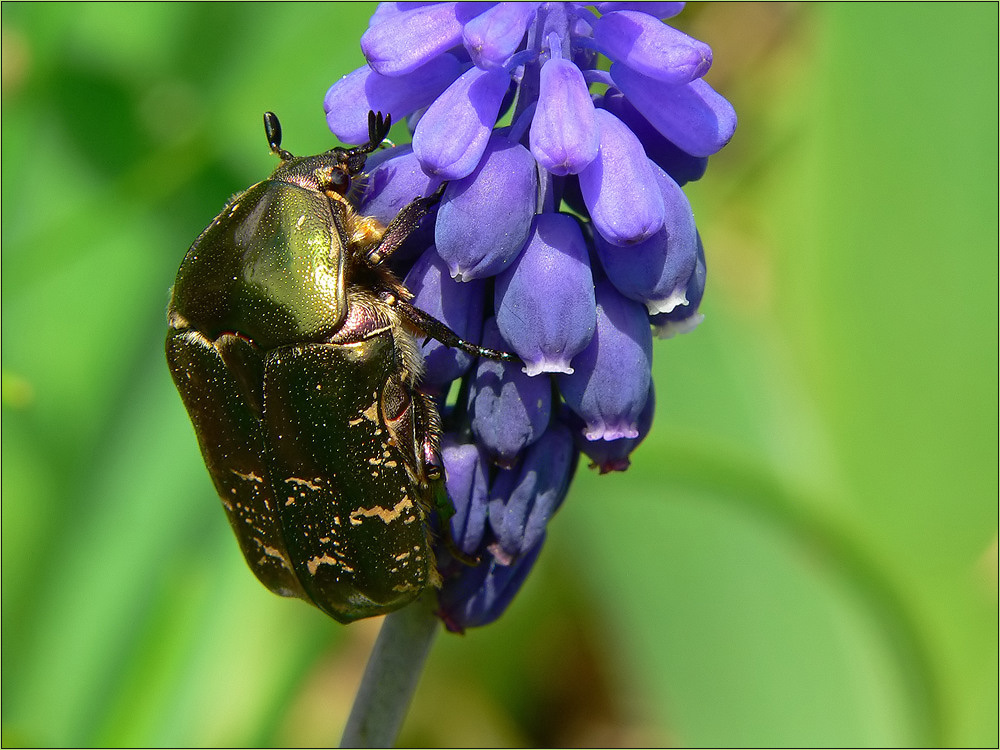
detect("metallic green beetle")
(166, 111), (512, 623)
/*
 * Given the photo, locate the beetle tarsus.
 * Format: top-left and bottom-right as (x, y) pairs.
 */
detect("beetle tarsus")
(429, 180), (446, 202)
(394, 299), (519, 363)
(367, 187), (445, 266)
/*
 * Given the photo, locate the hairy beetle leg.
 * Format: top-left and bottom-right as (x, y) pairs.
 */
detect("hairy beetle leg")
(366, 181), (447, 267)
(394, 298), (519, 363)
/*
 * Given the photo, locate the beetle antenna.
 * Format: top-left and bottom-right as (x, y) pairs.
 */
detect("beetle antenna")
(341, 110), (392, 174)
(263, 112), (294, 161)
(366, 110), (392, 152)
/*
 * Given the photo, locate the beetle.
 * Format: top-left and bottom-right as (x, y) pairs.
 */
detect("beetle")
(166, 110), (513, 623)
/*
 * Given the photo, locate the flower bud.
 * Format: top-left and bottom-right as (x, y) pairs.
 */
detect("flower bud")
(569, 384), (655, 473)
(324, 55), (462, 143)
(592, 2), (684, 17)
(594, 163), (698, 314)
(360, 145), (440, 225)
(530, 57), (600, 175)
(494, 213), (596, 374)
(488, 422), (576, 561)
(579, 108), (664, 246)
(463, 3), (540, 69)
(357, 145), (441, 262)
(559, 279), (653, 440)
(412, 66), (511, 179)
(434, 132), (537, 279)
(404, 247), (487, 389)
(610, 63), (737, 157)
(361, 2), (486, 77)
(651, 232), (707, 338)
(468, 319), (552, 467)
(592, 10), (712, 85)
(438, 539), (544, 632)
(599, 88), (707, 185)
(441, 437), (491, 558)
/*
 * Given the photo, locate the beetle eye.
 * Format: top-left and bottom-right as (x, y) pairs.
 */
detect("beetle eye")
(327, 169), (351, 195)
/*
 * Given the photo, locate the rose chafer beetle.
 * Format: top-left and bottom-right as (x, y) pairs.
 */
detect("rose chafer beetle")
(166, 111), (513, 623)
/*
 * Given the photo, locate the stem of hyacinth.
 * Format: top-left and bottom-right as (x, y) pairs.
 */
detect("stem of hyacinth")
(339, 594), (439, 748)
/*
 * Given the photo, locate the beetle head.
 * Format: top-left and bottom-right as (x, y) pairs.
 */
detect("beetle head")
(263, 110), (392, 201)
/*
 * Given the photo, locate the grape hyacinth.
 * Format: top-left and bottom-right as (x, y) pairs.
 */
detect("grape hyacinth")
(325, 1), (735, 632)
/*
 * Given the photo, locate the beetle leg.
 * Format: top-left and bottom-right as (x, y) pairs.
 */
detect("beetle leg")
(392, 298), (519, 363)
(366, 182), (447, 266)
(415, 395), (482, 568)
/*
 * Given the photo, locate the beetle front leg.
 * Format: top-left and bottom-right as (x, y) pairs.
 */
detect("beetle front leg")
(393, 297), (519, 364)
(366, 181), (447, 266)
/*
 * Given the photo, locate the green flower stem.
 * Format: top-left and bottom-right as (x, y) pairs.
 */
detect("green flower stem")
(339, 593), (440, 748)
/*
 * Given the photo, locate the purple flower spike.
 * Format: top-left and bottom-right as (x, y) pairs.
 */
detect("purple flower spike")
(569, 383), (655, 473)
(441, 438), (491, 558)
(592, 10), (712, 86)
(361, 2), (486, 77)
(579, 108), (664, 246)
(412, 65), (511, 179)
(325, 55), (462, 142)
(651, 231), (706, 338)
(404, 247), (487, 389)
(530, 57), (600, 175)
(495, 213), (597, 375)
(611, 64), (737, 157)
(318, 1), (735, 629)
(592, 2), (685, 18)
(463, 3), (540, 69)
(469, 319), (552, 467)
(595, 163), (698, 314)
(434, 132), (537, 279)
(559, 279), (653, 440)
(600, 88), (708, 186)
(488, 422), (575, 562)
(438, 539), (544, 633)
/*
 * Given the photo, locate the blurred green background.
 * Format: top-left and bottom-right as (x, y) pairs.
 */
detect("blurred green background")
(2, 3), (996, 747)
